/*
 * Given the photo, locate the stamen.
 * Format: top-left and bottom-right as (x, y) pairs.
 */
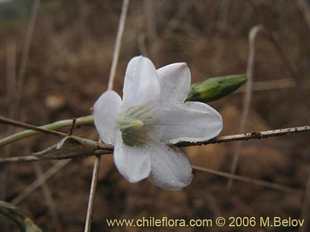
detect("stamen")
(117, 105), (155, 146)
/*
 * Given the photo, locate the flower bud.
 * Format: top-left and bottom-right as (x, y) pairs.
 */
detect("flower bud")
(187, 74), (247, 102)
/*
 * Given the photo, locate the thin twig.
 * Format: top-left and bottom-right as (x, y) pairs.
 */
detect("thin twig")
(0, 115), (109, 151)
(10, 158), (301, 208)
(1, 122), (309, 221)
(83, 157), (100, 232)
(1, 41), (17, 204)
(5, 43), (17, 109)
(228, 24), (300, 188)
(193, 165), (300, 194)
(0, 77), (303, 149)
(263, 31), (299, 83)
(5, 1), (59, 227)
(84, 1), (130, 231)
(177, 126), (310, 146)
(33, 163), (61, 230)
(17, 0), (40, 95)
(0, 115), (67, 137)
(144, 0), (158, 58)
(0, 25), (299, 150)
(215, 0), (232, 33)
(107, 0), (129, 90)
(162, 2), (193, 37)
(1, 125), (309, 164)
(228, 25), (263, 189)
(297, 0), (310, 34)
(13, 116), (79, 206)
(12, 160), (70, 205)
(2, 9), (44, 222)
(7, 125), (306, 208)
(238, 79), (296, 93)
(0, 115), (93, 147)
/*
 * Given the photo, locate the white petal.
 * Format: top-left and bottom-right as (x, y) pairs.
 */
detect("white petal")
(157, 63), (191, 105)
(93, 90), (121, 144)
(113, 135), (151, 183)
(159, 102), (223, 144)
(123, 56), (160, 108)
(150, 144), (192, 190)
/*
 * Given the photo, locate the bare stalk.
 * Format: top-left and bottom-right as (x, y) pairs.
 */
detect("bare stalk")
(238, 79), (296, 92)
(228, 25), (263, 189)
(193, 165), (300, 194)
(33, 163), (60, 230)
(297, 0), (310, 35)
(1, 125), (309, 163)
(2, 123), (307, 206)
(84, 1), (130, 231)
(13, 116), (77, 208)
(107, 0), (129, 90)
(228, 24), (300, 188)
(12, 160), (70, 205)
(0, 115), (109, 151)
(0, 115), (93, 147)
(1, 41), (17, 208)
(2, 2), (59, 226)
(144, 0), (158, 57)
(83, 157), (100, 232)
(17, 0), (40, 95)
(0, 116), (67, 137)
(9, 147), (304, 206)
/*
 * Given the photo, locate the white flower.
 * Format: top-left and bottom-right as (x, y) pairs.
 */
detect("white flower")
(93, 56), (223, 190)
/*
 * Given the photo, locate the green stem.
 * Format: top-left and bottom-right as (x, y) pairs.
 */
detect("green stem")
(0, 115), (94, 147)
(0, 74), (247, 148)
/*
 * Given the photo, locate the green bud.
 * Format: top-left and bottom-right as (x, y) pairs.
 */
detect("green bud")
(187, 74), (247, 103)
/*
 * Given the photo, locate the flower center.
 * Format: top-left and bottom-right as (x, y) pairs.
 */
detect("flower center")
(117, 105), (154, 146)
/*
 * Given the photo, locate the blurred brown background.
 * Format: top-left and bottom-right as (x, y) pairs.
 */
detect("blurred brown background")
(0, 0), (310, 231)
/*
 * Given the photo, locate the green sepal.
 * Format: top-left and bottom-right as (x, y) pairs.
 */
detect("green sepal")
(187, 74), (247, 103)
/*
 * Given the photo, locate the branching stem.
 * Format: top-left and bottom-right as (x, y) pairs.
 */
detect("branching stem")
(0, 125), (309, 163)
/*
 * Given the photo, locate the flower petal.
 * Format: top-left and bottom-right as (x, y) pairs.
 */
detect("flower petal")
(150, 144), (192, 190)
(123, 56), (160, 108)
(159, 102), (223, 144)
(157, 63), (191, 105)
(113, 135), (151, 183)
(93, 90), (121, 144)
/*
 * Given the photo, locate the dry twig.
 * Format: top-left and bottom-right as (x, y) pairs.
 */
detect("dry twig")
(193, 165), (300, 194)
(12, 160), (70, 205)
(0, 125), (309, 164)
(84, 1), (130, 231)
(228, 25), (262, 189)
(297, 0), (310, 32)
